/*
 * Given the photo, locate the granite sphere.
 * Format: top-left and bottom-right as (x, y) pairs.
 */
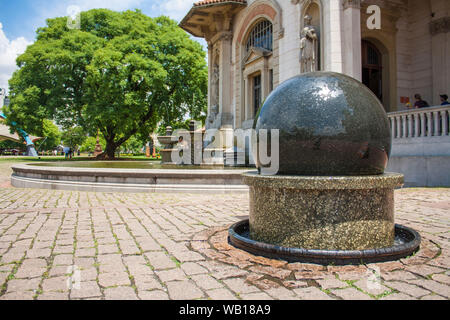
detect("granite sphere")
(254, 72), (392, 176)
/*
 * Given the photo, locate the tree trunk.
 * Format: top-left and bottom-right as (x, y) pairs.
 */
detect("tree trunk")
(97, 140), (117, 159)
(104, 141), (117, 159)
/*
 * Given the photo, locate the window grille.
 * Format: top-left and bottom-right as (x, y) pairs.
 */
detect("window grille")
(246, 20), (273, 53)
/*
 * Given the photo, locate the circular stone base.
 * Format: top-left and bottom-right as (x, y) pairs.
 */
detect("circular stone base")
(229, 220), (421, 265)
(244, 172), (404, 251)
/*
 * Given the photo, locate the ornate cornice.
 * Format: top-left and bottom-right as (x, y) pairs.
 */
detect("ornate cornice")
(430, 17), (450, 36)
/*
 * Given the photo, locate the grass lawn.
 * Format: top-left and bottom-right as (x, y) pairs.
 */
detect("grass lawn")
(0, 155), (161, 186)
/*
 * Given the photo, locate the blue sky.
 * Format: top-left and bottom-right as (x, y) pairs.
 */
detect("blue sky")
(0, 0), (204, 92)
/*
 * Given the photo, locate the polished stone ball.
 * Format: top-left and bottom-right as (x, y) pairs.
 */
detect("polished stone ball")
(254, 72), (391, 176)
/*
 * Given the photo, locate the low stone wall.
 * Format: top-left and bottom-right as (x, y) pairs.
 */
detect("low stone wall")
(11, 163), (249, 194)
(388, 106), (450, 187)
(387, 156), (450, 187)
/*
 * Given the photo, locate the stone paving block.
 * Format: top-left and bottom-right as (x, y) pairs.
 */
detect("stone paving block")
(53, 254), (74, 266)
(70, 281), (102, 299)
(120, 245), (141, 255)
(331, 287), (373, 300)
(240, 292), (273, 300)
(155, 269), (186, 283)
(317, 276), (349, 290)
(353, 279), (392, 296)
(431, 273), (450, 285)
(37, 292), (69, 300)
(42, 276), (70, 292)
(209, 266), (249, 280)
(379, 293), (417, 300)
(79, 267), (98, 282)
(249, 266), (292, 280)
(265, 286), (298, 300)
(180, 262), (209, 276)
(145, 252), (177, 270)
(407, 279), (450, 298)
(104, 286), (137, 300)
(384, 281), (431, 298)
(0, 272), (8, 285)
(53, 245), (73, 255)
(166, 281), (204, 300)
(138, 290), (169, 300)
(26, 248), (52, 259)
(73, 257), (95, 269)
(99, 263), (126, 274)
(33, 240), (53, 249)
(293, 287), (333, 300)
(6, 278), (41, 293)
(171, 250), (205, 263)
(223, 278), (261, 295)
(98, 272), (131, 287)
(381, 271), (418, 281)
(0, 291), (35, 300)
(191, 274), (223, 291)
(123, 255), (146, 266)
(15, 258), (47, 279)
(49, 265), (71, 277)
(135, 237), (162, 252)
(0, 252), (24, 264)
(130, 262), (155, 275)
(134, 275), (163, 291)
(97, 254), (122, 265)
(76, 241), (95, 249)
(205, 288), (237, 300)
(0, 264), (14, 273)
(98, 244), (119, 255)
(405, 265), (446, 278)
(420, 294), (448, 300)
(75, 248), (96, 257)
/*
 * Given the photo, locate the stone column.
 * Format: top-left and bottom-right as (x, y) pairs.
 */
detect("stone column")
(218, 32), (234, 130)
(430, 16), (450, 106)
(207, 43), (214, 118)
(342, 0), (362, 81)
(326, 0), (344, 73)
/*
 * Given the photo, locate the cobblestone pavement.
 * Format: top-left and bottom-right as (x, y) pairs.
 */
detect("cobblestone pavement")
(0, 177), (449, 300)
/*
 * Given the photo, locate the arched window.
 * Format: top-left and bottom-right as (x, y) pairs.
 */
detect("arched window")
(246, 20), (273, 53)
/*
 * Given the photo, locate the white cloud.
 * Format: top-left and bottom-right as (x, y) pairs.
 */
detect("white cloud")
(69, 0), (144, 12)
(158, 0), (193, 21)
(0, 23), (32, 93)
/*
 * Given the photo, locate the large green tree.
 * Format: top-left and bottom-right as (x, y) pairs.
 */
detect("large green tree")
(35, 119), (62, 151)
(61, 126), (86, 150)
(5, 9), (207, 158)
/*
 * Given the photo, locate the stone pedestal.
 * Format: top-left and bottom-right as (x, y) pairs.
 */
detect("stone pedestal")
(244, 172), (404, 251)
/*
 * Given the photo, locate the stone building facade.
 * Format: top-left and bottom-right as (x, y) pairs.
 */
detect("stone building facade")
(180, 0), (449, 162)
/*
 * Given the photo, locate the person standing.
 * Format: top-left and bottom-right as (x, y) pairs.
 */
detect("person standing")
(414, 94), (430, 109)
(440, 94), (449, 106)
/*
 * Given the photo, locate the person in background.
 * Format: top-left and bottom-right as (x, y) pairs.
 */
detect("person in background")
(440, 94), (449, 106)
(63, 146), (70, 159)
(414, 94), (430, 109)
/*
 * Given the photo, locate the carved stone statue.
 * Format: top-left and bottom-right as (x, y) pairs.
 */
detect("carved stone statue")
(300, 15), (319, 73)
(209, 63), (220, 124)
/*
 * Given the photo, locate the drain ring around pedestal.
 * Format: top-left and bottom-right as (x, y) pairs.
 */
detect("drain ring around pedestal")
(228, 220), (421, 266)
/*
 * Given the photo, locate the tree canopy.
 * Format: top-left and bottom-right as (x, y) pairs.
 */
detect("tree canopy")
(35, 119), (62, 151)
(5, 9), (208, 158)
